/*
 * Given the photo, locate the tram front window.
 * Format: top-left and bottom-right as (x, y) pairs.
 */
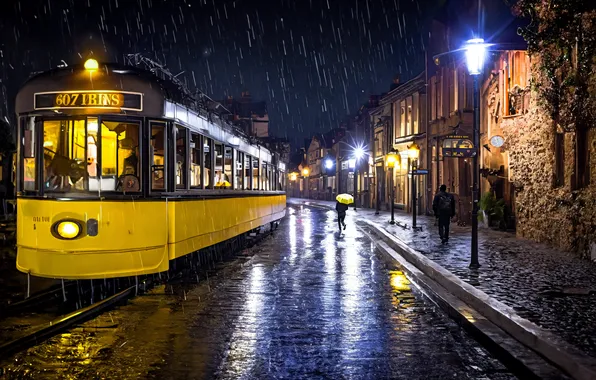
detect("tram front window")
(43, 119), (86, 192)
(101, 120), (140, 192)
(41, 118), (140, 193)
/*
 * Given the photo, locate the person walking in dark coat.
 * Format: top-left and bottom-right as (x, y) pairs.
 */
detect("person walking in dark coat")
(432, 184), (456, 243)
(335, 201), (348, 232)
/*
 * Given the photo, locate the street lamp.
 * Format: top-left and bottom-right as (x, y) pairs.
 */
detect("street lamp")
(325, 159), (334, 170)
(408, 143), (420, 228)
(464, 37), (487, 269)
(386, 149), (399, 224)
(352, 145), (365, 210)
(302, 168), (309, 176)
(289, 172), (298, 182)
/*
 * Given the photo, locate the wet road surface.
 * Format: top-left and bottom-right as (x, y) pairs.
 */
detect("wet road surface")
(1, 205), (514, 379)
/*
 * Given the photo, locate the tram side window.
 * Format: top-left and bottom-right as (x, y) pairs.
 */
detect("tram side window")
(224, 146), (233, 188)
(22, 119), (36, 191)
(101, 120), (140, 192)
(203, 137), (212, 188)
(43, 119), (86, 192)
(252, 159), (259, 190)
(150, 124), (166, 191)
(190, 133), (201, 188)
(176, 126), (186, 189)
(214, 143), (224, 186)
(244, 155), (251, 190)
(235, 151), (243, 190)
(261, 163), (268, 190)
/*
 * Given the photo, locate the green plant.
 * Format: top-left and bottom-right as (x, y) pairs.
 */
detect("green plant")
(479, 192), (505, 227)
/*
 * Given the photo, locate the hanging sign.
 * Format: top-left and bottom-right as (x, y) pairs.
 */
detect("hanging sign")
(442, 135), (476, 158)
(34, 90), (143, 111)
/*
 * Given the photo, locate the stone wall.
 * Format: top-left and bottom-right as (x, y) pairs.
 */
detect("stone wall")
(501, 80), (596, 259)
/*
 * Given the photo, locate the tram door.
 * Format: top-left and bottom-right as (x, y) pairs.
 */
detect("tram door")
(150, 123), (166, 191)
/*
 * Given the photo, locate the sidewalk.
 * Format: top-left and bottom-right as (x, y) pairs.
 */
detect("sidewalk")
(288, 198), (596, 361)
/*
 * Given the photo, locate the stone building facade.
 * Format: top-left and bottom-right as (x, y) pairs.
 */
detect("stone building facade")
(488, 54), (596, 259)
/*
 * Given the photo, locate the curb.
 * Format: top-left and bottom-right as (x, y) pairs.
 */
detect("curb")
(288, 199), (595, 380)
(359, 226), (568, 380)
(361, 218), (596, 380)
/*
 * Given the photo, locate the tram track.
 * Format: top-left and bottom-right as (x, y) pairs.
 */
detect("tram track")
(0, 224), (279, 365)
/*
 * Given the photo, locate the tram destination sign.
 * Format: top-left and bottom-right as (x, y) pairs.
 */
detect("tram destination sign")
(34, 90), (143, 111)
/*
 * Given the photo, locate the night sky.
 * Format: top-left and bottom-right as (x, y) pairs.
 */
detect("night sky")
(0, 0), (520, 147)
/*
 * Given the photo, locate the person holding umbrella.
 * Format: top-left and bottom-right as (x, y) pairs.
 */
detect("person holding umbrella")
(335, 193), (353, 233)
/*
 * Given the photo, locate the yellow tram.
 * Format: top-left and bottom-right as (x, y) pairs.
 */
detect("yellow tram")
(14, 58), (286, 280)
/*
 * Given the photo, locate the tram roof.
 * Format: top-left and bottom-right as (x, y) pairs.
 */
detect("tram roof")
(21, 62), (210, 111)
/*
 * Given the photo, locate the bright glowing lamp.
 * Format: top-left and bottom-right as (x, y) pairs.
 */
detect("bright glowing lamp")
(302, 168), (309, 176)
(325, 159), (333, 170)
(408, 143), (420, 159)
(54, 220), (81, 239)
(353, 146), (365, 160)
(84, 58), (99, 71)
(386, 149), (399, 169)
(289, 172), (298, 181)
(464, 38), (486, 76)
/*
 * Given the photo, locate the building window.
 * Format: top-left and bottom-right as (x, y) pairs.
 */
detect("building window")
(400, 100), (406, 137)
(555, 132), (564, 187)
(406, 96), (413, 135)
(577, 129), (590, 188)
(504, 51), (530, 116)
(375, 132), (383, 157)
(412, 93), (419, 134)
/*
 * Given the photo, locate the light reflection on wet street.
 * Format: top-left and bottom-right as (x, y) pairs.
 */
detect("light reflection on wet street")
(1, 205), (514, 379)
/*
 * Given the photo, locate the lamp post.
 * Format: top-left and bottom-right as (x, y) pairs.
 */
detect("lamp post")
(386, 150), (399, 224)
(353, 146), (364, 210)
(302, 167), (309, 199)
(408, 143), (420, 228)
(464, 38), (486, 269)
(324, 158), (334, 201)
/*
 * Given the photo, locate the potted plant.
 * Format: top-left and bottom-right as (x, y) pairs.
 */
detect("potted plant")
(478, 192), (506, 230)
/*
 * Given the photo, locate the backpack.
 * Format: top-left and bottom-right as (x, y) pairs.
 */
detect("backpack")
(438, 194), (453, 212)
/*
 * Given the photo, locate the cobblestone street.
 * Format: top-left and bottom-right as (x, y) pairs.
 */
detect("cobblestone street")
(291, 198), (596, 359)
(1, 205), (513, 379)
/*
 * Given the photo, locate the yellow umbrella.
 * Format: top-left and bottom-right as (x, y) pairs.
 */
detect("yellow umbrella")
(215, 180), (231, 188)
(336, 193), (354, 205)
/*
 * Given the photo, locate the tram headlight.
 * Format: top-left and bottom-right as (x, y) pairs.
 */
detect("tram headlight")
(53, 220), (82, 239)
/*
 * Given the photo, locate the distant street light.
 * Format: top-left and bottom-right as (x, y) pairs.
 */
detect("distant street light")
(302, 168), (309, 176)
(352, 145), (365, 210)
(464, 37), (487, 269)
(386, 149), (399, 225)
(325, 159), (334, 170)
(289, 172), (298, 181)
(408, 143), (420, 228)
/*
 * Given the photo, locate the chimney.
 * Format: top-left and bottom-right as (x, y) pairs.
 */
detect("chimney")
(390, 75), (400, 91)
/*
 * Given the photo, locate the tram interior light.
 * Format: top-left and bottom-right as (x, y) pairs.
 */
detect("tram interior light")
(88, 120), (98, 133)
(84, 58), (99, 71)
(325, 159), (334, 170)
